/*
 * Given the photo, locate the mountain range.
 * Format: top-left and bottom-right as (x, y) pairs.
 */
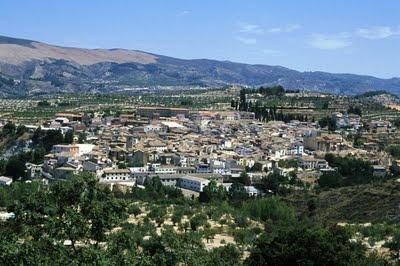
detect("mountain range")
(0, 35), (399, 97)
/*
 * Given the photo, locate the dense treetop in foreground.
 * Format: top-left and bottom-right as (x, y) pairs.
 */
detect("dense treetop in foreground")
(0, 173), (398, 265)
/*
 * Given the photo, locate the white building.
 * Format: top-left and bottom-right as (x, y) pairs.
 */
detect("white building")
(144, 124), (162, 133)
(154, 165), (177, 175)
(76, 144), (96, 156)
(244, 186), (264, 197)
(179, 176), (210, 192)
(101, 169), (132, 182)
(0, 176), (13, 186)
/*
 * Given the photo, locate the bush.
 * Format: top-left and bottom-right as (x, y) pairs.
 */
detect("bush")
(241, 197), (296, 224)
(245, 223), (367, 265)
(128, 205), (141, 217)
(318, 171), (343, 189)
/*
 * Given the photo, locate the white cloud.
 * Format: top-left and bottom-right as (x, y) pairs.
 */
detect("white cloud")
(309, 33), (351, 49)
(357, 26), (400, 39)
(236, 36), (257, 44)
(268, 24), (301, 33)
(238, 22), (264, 34)
(176, 10), (190, 17)
(262, 49), (282, 56)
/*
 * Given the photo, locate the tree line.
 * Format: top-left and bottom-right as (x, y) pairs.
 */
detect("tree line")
(231, 88), (310, 123)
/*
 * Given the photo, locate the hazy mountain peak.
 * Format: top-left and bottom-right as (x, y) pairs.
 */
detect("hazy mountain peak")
(0, 35), (399, 96)
(0, 35), (157, 65)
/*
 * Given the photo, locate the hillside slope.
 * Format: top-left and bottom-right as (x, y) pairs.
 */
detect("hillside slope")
(285, 180), (400, 224)
(0, 35), (399, 96)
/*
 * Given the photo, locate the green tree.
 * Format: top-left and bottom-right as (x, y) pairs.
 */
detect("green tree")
(318, 171), (344, 189)
(148, 207), (167, 227)
(319, 116), (336, 131)
(63, 130), (74, 144)
(233, 228), (256, 253)
(171, 209), (183, 226)
(228, 182), (248, 206)
(15, 125), (27, 137)
(5, 156), (26, 180)
(388, 145), (400, 159)
(238, 171), (251, 186)
(260, 173), (290, 195)
(385, 231), (400, 261)
(249, 162), (263, 172)
(7, 173), (127, 257)
(78, 132), (86, 144)
(128, 204), (141, 217)
(199, 180), (227, 203)
(32, 146), (46, 164)
(246, 223), (368, 266)
(207, 244), (241, 265)
(2, 122), (16, 136)
(190, 213), (207, 231)
(241, 197), (296, 225)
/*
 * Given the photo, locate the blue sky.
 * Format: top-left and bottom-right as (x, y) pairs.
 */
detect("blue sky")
(1, 0), (400, 78)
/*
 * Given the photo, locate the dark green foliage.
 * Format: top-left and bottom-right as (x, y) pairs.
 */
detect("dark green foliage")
(179, 98), (193, 106)
(78, 132), (86, 144)
(248, 162), (263, 172)
(245, 222), (368, 266)
(190, 213), (208, 231)
(318, 116), (337, 131)
(141, 228), (206, 265)
(393, 118), (400, 128)
(260, 172), (294, 195)
(285, 179), (400, 224)
(15, 125), (27, 137)
(0, 173), (129, 264)
(241, 85), (285, 97)
(278, 159), (298, 168)
(257, 85), (285, 96)
(387, 145), (400, 159)
(199, 180), (228, 203)
(208, 244), (241, 266)
(171, 209), (184, 225)
(0, 171), (392, 264)
(348, 106), (362, 116)
(0, 159), (6, 175)
(234, 214), (249, 228)
(131, 176), (184, 202)
(37, 100), (51, 107)
(356, 90), (390, 98)
(128, 204), (141, 217)
(353, 134), (365, 147)
(318, 171), (344, 189)
(31, 145), (46, 164)
(237, 171), (251, 186)
(241, 197), (296, 224)
(148, 206), (167, 227)
(32, 127), (64, 152)
(5, 156), (26, 180)
(2, 121), (16, 136)
(63, 130), (74, 144)
(325, 154), (375, 186)
(385, 231), (400, 260)
(228, 182), (249, 206)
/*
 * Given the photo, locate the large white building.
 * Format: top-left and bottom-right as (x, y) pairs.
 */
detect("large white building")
(179, 176), (210, 192)
(101, 169), (132, 182)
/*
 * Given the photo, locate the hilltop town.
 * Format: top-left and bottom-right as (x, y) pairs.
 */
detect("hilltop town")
(0, 87), (400, 264)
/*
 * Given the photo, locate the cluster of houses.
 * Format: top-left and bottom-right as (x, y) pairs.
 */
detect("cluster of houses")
(0, 107), (394, 195)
